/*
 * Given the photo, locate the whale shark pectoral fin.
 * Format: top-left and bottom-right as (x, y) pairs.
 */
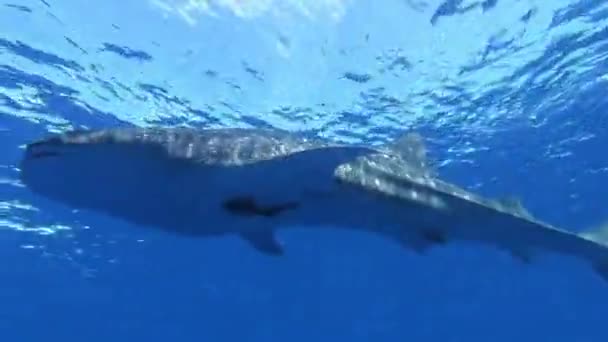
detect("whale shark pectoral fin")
(400, 239), (433, 255)
(508, 248), (533, 264)
(421, 229), (447, 245)
(592, 262), (608, 283)
(396, 229), (445, 255)
(240, 231), (284, 256)
(222, 196), (299, 217)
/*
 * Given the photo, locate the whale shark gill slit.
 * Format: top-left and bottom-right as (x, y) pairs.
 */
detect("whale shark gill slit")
(222, 196), (300, 217)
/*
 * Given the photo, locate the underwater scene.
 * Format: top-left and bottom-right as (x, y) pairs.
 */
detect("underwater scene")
(1, 0), (608, 341)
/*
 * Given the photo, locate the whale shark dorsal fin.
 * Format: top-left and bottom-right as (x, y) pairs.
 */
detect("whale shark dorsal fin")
(240, 231), (284, 256)
(385, 132), (432, 174)
(497, 196), (532, 218)
(580, 222), (608, 246)
(497, 197), (521, 209)
(579, 222), (608, 282)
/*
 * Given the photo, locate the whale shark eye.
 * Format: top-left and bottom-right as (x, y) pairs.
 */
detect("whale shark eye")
(222, 196), (299, 217)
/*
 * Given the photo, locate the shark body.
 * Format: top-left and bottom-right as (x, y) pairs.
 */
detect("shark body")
(19, 127), (608, 282)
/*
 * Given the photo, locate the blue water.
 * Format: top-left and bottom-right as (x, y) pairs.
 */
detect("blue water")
(1, 0), (608, 340)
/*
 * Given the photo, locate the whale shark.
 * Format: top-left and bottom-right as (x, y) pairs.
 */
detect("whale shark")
(18, 126), (608, 282)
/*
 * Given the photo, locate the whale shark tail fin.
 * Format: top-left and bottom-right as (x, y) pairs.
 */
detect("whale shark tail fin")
(579, 222), (608, 282)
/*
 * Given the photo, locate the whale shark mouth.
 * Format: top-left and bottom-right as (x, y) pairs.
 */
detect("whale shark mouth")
(24, 137), (66, 161)
(28, 150), (61, 159)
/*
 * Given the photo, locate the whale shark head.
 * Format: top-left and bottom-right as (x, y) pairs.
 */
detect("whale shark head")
(19, 129), (175, 214)
(21, 132), (97, 198)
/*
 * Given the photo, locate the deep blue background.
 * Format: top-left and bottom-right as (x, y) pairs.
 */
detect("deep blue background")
(1, 0), (608, 341)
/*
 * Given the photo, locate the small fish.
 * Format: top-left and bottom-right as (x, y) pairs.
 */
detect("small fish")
(19, 127), (608, 282)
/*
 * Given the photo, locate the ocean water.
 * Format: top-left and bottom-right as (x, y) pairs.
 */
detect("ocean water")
(1, 0), (608, 340)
